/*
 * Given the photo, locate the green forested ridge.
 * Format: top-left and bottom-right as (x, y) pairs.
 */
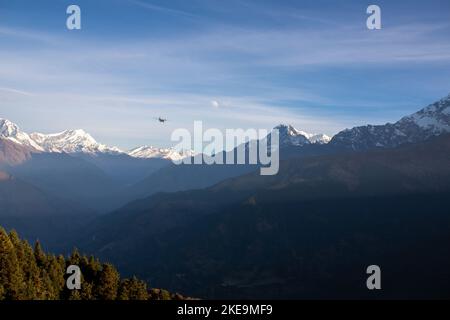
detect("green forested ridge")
(0, 227), (186, 300)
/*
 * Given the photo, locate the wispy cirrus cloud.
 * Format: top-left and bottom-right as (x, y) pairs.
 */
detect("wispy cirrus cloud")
(0, 25), (58, 44)
(127, 0), (197, 18)
(0, 87), (32, 96)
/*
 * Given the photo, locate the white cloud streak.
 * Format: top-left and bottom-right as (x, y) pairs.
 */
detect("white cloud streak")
(128, 0), (197, 18)
(1, 20), (449, 147)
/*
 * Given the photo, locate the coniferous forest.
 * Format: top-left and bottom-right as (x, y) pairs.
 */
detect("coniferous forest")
(0, 227), (185, 300)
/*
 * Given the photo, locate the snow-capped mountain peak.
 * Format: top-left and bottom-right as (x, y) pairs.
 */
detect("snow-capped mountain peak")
(0, 118), (44, 151)
(403, 93), (450, 132)
(127, 145), (196, 161)
(330, 93), (450, 150)
(0, 118), (18, 136)
(30, 129), (123, 154)
(274, 124), (331, 145)
(307, 133), (332, 144)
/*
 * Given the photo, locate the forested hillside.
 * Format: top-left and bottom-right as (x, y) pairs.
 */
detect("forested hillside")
(0, 227), (186, 300)
(77, 135), (450, 299)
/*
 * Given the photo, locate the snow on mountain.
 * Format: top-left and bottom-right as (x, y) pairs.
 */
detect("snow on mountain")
(11, 92), (450, 162)
(128, 146), (196, 161)
(30, 130), (122, 154)
(0, 118), (44, 151)
(330, 93), (450, 150)
(406, 94), (450, 132)
(275, 124), (331, 146)
(297, 131), (332, 144)
(0, 117), (196, 161)
(308, 134), (332, 144)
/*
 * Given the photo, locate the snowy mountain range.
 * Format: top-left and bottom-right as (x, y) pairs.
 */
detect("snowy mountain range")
(30, 130), (122, 154)
(128, 146), (197, 161)
(330, 93), (450, 150)
(3, 93), (449, 160)
(0, 118), (330, 161)
(0, 119), (194, 161)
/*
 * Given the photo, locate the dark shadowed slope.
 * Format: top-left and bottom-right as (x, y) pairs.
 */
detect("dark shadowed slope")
(77, 134), (450, 299)
(119, 141), (344, 208)
(0, 171), (94, 249)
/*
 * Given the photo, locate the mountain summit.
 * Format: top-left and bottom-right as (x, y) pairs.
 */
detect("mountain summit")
(275, 124), (331, 146)
(30, 129), (122, 154)
(128, 146), (196, 161)
(330, 93), (450, 150)
(0, 118), (44, 151)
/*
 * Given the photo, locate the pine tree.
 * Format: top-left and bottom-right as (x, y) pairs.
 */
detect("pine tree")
(95, 263), (120, 300)
(149, 288), (172, 300)
(34, 241), (46, 268)
(46, 255), (65, 299)
(0, 227), (24, 299)
(0, 284), (5, 299)
(80, 281), (94, 300)
(68, 248), (81, 266)
(118, 277), (149, 300)
(8, 230), (27, 299)
(21, 240), (41, 299)
(68, 290), (82, 300)
(160, 289), (172, 300)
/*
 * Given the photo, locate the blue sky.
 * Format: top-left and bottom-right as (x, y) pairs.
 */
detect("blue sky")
(0, 0), (450, 149)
